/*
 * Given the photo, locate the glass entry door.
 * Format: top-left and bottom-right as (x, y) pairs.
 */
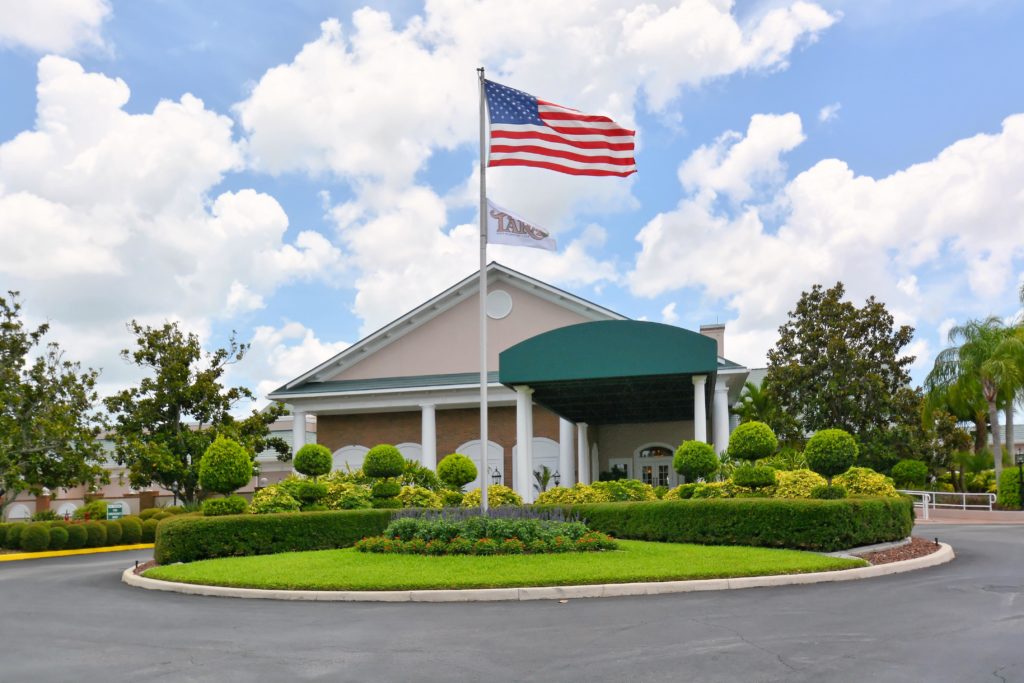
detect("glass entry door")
(635, 445), (677, 487)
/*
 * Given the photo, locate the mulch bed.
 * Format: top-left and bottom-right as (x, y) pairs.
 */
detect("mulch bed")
(134, 559), (157, 574)
(856, 537), (942, 565)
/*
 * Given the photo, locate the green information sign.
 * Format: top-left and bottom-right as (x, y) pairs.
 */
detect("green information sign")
(106, 502), (126, 521)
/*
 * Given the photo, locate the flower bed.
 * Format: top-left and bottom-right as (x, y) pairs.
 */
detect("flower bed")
(354, 513), (617, 556)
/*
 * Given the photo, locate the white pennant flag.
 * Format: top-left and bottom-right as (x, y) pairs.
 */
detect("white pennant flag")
(487, 199), (557, 252)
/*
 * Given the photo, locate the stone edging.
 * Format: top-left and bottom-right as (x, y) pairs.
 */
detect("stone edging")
(0, 543), (155, 563)
(121, 543), (954, 602)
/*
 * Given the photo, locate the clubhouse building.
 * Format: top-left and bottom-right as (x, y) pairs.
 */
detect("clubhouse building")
(268, 263), (751, 502)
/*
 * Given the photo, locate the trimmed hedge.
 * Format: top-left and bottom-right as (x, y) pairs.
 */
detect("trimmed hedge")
(141, 519), (159, 543)
(997, 468), (1021, 509)
(120, 517), (143, 544)
(154, 509), (393, 564)
(65, 524), (87, 549)
(20, 524), (50, 552)
(103, 520), (123, 545)
(48, 525), (69, 550)
(541, 497), (913, 552)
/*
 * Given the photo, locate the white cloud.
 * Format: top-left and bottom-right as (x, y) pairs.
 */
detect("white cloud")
(818, 102), (841, 122)
(630, 112), (1024, 368)
(661, 302), (680, 324)
(235, 1), (836, 334)
(0, 57), (347, 386)
(0, 0), (111, 54)
(678, 112), (805, 201)
(242, 322), (350, 401)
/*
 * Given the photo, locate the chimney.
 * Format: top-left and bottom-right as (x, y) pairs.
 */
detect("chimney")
(700, 323), (725, 358)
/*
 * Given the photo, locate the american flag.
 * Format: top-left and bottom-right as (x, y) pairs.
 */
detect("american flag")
(483, 80), (636, 177)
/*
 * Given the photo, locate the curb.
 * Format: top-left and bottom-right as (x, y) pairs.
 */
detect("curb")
(122, 543), (954, 602)
(1, 543), (154, 563)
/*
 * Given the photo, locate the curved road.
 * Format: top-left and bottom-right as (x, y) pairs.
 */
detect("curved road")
(1, 524), (1021, 682)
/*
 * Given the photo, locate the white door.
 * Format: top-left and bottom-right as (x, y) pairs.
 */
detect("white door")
(332, 445), (369, 472)
(455, 440), (505, 491)
(395, 442), (422, 464)
(530, 437), (560, 497)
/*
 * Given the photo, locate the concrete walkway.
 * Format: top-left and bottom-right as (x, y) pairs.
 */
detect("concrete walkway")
(916, 508), (1024, 524)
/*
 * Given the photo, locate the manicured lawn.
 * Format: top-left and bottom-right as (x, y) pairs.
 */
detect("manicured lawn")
(143, 540), (866, 591)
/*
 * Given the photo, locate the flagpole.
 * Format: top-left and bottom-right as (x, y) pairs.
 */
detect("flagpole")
(477, 66), (489, 514)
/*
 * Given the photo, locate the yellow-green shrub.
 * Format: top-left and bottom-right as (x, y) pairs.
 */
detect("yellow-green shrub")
(590, 479), (657, 502)
(534, 483), (609, 505)
(772, 469), (827, 499)
(692, 481), (750, 498)
(323, 482), (373, 510)
(833, 467), (899, 497)
(461, 484), (523, 508)
(397, 485), (442, 509)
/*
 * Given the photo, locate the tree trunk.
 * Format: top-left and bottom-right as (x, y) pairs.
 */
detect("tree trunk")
(973, 415), (987, 453)
(989, 400), (1003, 488)
(1006, 402), (1016, 469)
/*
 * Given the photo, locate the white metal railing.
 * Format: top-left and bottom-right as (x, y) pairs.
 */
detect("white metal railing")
(899, 489), (996, 514)
(900, 491), (931, 520)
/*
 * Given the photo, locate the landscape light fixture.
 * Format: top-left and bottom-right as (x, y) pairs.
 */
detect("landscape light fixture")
(1016, 447), (1023, 510)
(491, 467), (502, 485)
(553, 471), (561, 487)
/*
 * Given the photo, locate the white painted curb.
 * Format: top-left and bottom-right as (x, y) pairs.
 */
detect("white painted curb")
(122, 543), (954, 602)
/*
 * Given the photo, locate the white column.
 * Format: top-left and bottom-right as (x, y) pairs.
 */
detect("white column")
(692, 375), (708, 443)
(420, 403), (437, 471)
(559, 418), (575, 488)
(525, 395), (535, 502)
(576, 423), (590, 484)
(515, 386), (533, 500)
(713, 378), (730, 455)
(291, 408), (306, 456)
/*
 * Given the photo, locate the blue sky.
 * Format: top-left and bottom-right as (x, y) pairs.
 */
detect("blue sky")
(1, 0), (1022, 405)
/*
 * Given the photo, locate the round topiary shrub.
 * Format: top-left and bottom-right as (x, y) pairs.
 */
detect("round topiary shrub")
(728, 421), (779, 462)
(84, 521), (107, 547)
(804, 429), (858, 483)
(48, 525), (69, 550)
(279, 477), (328, 507)
(673, 441), (719, 483)
(731, 464), (778, 489)
(103, 520), (123, 545)
(19, 524), (50, 552)
(119, 517), (143, 544)
(139, 508), (161, 521)
(437, 453), (477, 491)
(811, 484), (848, 499)
(5, 524), (25, 549)
(199, 435), (253, 496)
(371, 480), (402, 499)
(202, 495), (249, 516)
(363, 444), (406, 479)
(371, 497), (403, 509)
(293, 443), (333, 480)
(64, 524), (87, 549)
(891, 459), (928, 489)
(140, 519), (159, 543)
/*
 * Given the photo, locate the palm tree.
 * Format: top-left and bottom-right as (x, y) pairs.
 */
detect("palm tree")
(923, 377), (989, 454)
(733, 381), (778, 424)
(928, 317), (1024, 490)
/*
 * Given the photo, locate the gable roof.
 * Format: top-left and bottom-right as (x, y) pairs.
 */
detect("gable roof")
(270, 262), (625, 396)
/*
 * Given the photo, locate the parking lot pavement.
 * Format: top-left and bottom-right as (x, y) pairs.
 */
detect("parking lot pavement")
(0, 524), (1021, 683)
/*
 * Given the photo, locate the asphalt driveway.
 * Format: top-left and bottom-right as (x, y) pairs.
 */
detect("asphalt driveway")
(0, 524), (1020, 682)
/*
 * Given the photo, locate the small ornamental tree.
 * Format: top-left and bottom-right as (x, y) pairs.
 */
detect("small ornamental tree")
(293, 444), (332, 481)
(437, 453), (478, 492)
(363, 444), (405, 479)
(363, 444), (406, 508)
(728, 421), (779, 463)
(198, 436), (252, 496)
(804, 429), (857, 484)
(673, 441), (718, 483)
(891, 459), (928, 489)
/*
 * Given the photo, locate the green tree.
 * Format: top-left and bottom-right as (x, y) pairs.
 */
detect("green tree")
(0, 292), (107, 515)
(927, 317), (1024, 489)
(765, 282), (916, 454)
(104, 321), (288, 504)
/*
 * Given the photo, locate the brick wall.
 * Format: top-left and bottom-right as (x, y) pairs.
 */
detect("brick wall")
(317, 405), (561, 477)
